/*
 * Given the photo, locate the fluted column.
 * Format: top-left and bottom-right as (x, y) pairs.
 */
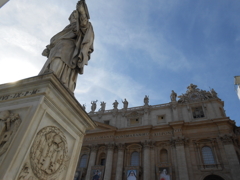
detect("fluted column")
(116, 143), (125, 180)
(85, 145), (98, 180)
(220, 134), (240, 180)
(104, 143), (114, 180)
(172, 137), (189, 180)
(143, 141), (151, 180)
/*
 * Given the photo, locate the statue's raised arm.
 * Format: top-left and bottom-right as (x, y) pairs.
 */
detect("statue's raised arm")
(39, 0), (94, 92)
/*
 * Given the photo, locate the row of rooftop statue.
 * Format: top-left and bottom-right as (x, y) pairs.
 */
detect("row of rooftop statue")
(84, 85), (218, 113)
(84, 95), (150, 113)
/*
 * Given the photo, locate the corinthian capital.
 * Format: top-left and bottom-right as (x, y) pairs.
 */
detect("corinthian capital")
(142, 140), (152, 149)
(117, 143), (125, 151)
(219, 134), (233, 145)
(90, 144), (98, 152)
(171, 136), (188, 147)
(106, 143), (115, 150)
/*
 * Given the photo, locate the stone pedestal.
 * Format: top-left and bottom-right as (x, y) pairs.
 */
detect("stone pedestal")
(0, 73), (96, 180)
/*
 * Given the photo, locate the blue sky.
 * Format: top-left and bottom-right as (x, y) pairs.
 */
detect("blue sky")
(0, 0), (240, 125)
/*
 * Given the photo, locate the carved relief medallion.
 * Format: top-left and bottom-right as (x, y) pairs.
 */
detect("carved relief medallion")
(30, 126), (68, 179)
(0, 110), (21, 156)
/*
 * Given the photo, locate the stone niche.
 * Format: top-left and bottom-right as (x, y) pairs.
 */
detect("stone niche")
(0, 73), (96, 180)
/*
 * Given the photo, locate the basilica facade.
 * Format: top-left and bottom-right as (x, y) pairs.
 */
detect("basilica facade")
(74, 84), (240, 180)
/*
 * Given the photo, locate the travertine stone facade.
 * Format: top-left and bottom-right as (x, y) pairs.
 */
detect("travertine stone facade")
(75, 84), (240, 180)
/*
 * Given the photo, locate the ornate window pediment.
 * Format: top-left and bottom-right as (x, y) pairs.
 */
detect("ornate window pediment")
(192, 106), (205, 119)
(126, 111), (144, 127)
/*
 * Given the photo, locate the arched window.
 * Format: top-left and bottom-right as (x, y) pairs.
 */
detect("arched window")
(98, 153), (106, 166)
(202, 146), (215, 164)
(160, 149), (168, 163)
(203, 175), (224, 180)
(131, 151), (140, 166)
(78, 154), (88, 168)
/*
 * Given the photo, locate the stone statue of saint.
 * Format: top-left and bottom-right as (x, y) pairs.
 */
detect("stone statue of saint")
(39, 0), (94, 92)
(113, 100), (119, 110)
(99, 101), (106, 112)
(170, 90), (177, 102)
(144, 95), (149, 106)
(122, 98), (128, 109)
(91, 100), (97, 112)
(210, 88), (218, 98)
(82, 104), (86, 111)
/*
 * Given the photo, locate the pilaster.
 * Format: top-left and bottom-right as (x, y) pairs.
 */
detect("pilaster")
(143, 140), (151, 180)
(104, 143), (114, 180)
(171, 136), (189, 180)
(115, 143), (125, 180)
(219, 134), (240, 180)
(85, 145), (98, 180)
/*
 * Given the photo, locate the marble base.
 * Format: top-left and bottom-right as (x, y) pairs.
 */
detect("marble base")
(0, 73), (96, 180)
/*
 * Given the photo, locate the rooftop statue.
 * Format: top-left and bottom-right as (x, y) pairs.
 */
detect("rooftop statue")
(122, 98), (128, 110)
(91, 100), (98, 112)
(170, 90), (177, 102)
(99, 101), (106, 112)
(39, 0), (94, 92)
(113, 100), (119, 110)
(144, 95), (149, 106)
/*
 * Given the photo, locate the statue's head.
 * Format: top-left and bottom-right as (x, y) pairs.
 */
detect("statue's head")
(76, 0), (90, 19)
(68, 10), (77, 23)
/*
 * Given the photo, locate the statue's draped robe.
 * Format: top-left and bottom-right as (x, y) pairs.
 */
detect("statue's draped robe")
(39, 20), (94, 92)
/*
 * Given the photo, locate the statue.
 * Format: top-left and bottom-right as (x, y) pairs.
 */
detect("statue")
(113, 100), (119, 110)
(82, 104), (86, 111)
(39, 0), (94, 92)
(170, 90), (177, 102)
(99, 101), (106, 112)
(144, 95), (149, 106)
(210, 88), (218, 98)
(91, 100), (98, 112)
(122, 98), (128, 109)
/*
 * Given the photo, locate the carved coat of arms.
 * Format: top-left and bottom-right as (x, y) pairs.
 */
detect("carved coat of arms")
(30, 126), (68, 179)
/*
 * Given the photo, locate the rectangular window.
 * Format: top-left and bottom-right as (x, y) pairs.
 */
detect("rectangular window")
(157, 115), (166, 124)
(104, 120), (110, 125)
(192, 107), (204, 119)
(130, 118), (140, 125)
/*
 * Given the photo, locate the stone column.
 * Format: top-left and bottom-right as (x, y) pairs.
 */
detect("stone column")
(85, 145), (98, 180)
(173, 137), (189, 180)
(150, 143), (156, 180)
(143, 141), (151, 180)
(220, 134), (240, 180)
(115, 143), (125, 180)
(104, 143), (114, 180)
